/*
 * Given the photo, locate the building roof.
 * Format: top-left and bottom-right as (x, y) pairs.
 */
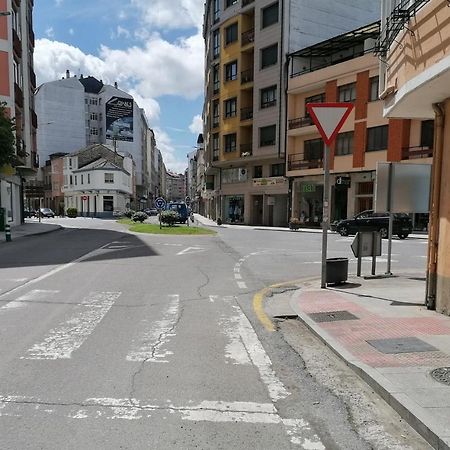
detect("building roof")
(68, 144), (125, 169)
(79, 76), (104, 94)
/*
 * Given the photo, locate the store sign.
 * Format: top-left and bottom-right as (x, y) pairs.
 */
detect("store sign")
(105, 96), (134, 142)
(336, 176), (351, 186)
(301, 183), (316, 193)
(253, 177), (286, 186)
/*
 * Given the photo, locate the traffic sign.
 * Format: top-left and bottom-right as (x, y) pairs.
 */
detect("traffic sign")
(154, 197), (166, 210)
(81, 195), (88, 201)
(185, 196), (191, 205)
(306, 103), (354, 146)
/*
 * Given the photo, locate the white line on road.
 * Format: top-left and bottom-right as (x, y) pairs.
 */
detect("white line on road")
(126, 294), (179, 362)
(237, 281), (247, 289)
(22, 291), (121, 360)
(0, 290), (60, 312)
(234, 273), (242, 280)
(176, 247), (205, 256)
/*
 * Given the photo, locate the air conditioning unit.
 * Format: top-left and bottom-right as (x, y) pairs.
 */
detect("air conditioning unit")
(241, 169), (247, 175)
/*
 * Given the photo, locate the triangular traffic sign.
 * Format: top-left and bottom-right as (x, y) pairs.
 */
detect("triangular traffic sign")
(306, 102), (354, 146)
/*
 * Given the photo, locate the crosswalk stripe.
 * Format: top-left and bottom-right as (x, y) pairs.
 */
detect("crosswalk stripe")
(126, 294), (179, 363)
(21, 291), (121, 360)
(0, 290), (60, 312)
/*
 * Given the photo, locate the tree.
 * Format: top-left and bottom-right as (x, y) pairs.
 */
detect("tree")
(0, 102), (16, 168)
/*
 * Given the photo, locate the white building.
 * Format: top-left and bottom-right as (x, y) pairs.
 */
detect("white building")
(63, 144), (134, 217)
(35, 73), (151, 206)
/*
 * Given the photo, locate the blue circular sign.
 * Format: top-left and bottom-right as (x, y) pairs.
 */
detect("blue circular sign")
(154, 197), (166, 209)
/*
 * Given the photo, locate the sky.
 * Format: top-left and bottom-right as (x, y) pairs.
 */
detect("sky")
(33, 0), (205, 174)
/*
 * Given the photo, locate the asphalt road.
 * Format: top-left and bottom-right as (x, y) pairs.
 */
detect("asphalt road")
(0, 219), (429, 449)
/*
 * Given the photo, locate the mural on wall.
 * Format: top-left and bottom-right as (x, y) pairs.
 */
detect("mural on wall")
(105, 97), (134, 142)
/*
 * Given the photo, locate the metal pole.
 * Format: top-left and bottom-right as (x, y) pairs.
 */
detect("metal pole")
(321, 144), (330, 288)
(386, 163), (393, 275)
(372, 231), (377, 276)
(357, 233), (362, 277)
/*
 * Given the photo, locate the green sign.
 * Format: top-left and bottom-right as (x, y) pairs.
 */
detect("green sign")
(301, 183), (316, 193)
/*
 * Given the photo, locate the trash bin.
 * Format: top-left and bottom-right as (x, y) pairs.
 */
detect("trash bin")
(326, 257), (348, 285)
(0, 208), (5, 232)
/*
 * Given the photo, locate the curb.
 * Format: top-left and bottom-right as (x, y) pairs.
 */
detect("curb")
(292, 296), (449, 450)
(0, 225), (63, 243)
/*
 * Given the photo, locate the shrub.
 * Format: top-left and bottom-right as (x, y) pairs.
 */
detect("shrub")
(66, 207), (77, 218)
(160, 210), (179, 226)
(123, 209), (135, 218)
(131, 211), (148, 223)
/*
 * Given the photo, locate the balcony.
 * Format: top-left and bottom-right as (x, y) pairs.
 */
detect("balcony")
(29, 28), (35, 47)
(288, 152), (323, 171)
(29, 68), (36, 88)
(288, 116), (313, 129)
(212, 118), (220, 129)
(13, 29), (22, 58)
(241, 68), (254, 84)
(402, 145), (433, 160)
(240, 107), (253, 121)
(240, 143), (252, 157)
(241, 29), (254, 46)
(242, 0), (254, 6)
(14, 83), (24, 108)
(31, 110), (37, 128)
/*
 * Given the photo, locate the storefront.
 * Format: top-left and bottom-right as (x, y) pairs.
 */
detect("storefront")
(224, 195), (244, 224)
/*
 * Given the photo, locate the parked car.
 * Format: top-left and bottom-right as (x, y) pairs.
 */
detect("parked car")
(335, 210), (413, 239)
(165, 202), (189, 223)
(143, 208), (158, 216)
(23, 208), (36, 218)
(38, 208), (55, 218)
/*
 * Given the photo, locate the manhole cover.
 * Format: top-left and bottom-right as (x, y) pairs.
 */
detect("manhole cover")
(367, 337), (438, 354)
(309, 310), (359, 323)
(430, 367), (450, 386)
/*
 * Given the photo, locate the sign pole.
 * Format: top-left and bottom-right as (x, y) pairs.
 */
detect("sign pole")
(321, 144), (330, 289)
(386, 163), (393, 275)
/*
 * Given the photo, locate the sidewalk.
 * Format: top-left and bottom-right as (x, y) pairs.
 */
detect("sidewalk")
(284, 276), (450, 450)
(0, 221), (62, 243)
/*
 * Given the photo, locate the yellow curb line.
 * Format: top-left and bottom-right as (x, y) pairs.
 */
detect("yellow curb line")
(253, 277), (320, 332)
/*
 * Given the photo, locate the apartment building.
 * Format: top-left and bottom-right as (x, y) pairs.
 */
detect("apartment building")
(165, 171), (186, 202)
(62, 144), (134, 217)
(35, 73), (155, 208)
(0, 0), (37, 226)
(377, 0), (450, 315)
(202, 0), (379, 226)
(286, 22), (433, 228)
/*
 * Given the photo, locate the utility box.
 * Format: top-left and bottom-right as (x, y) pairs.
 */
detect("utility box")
(0, 208), (5, 232)
(326, 257), (349, 285)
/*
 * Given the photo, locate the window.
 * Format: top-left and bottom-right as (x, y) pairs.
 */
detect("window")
(105, 173), (114, 183)
(81, 175), (84, 185)
(88, 174), (90, 184)
(335, 131), (354, 156)
(305, 93), (325, 111)
(224, 133), (237, 153)
(421, 120), (434, 147)
(304, 138), (324, 160)
(213, 133), (220, 161)
(260, 125), (276, 146)
(224, 97), (237, 118)
(262, 2), (278, 28)
(225, 23), (238, 45)
(369, 76), (379, 102)
(89, 98), (98, 105)
(213, 0), (220, 22)
(226, 0), (237, 7)
(213, 30), (220, 58)
(212, 100), (220, 127)
(69, 175), (73, 185)
(261, 44), (278, 69)
(90, 128), (98, 136)
(271, 163), (284, 177)
(213, 65), (220, 94)
(74, 176), (77, 186)
(90, 112), (98, 120)
(261, 85), (277, 109)
(225, 61), (237, 81)
(338, 83), (356, 102)
(254, 165), (263, 178)
(367, 125), (388, 152)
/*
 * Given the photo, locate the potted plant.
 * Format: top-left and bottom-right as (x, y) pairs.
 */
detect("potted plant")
(289, 217), (301, 231)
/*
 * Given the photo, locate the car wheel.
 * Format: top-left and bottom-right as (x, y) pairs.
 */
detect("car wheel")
(338, 226), (348, 236)
(398, 233), (408, 239)
(379, 227), (388, 238)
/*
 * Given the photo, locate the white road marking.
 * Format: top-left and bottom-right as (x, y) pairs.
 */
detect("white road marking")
(176, 246), (205, 255)
(237, 281), (247, 289)
(1, 290), (60, 312)
(22, 291), (121, 360)
(220, 313), (251, 365)
(126, 294), (179, 362)
(234, 273), (242, 280)
(209, 295), (218, 303)
(0, 395), (325, 447)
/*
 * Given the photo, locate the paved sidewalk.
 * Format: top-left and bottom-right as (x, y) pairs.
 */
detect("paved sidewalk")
(0, 221), (62, 243)
(286, 276), (450, 450)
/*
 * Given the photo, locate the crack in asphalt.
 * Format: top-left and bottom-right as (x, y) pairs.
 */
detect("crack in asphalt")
(196, 266), (211, 298)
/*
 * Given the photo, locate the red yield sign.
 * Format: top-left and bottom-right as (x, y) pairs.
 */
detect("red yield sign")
(81, 195), (88, 201)
(306, 102), (354, 146)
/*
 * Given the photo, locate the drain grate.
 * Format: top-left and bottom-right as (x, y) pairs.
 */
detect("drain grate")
(367, 337), (438, 354)
(430, 367), (450, 386)
(309, 310), (359, 323)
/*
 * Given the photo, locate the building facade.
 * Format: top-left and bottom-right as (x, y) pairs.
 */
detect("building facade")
(165, 171), (186, 202)
(377, 0), (450, 315)
(0, 0), (37, 226)
(35, 73), (153, 208)
(202, 0), (379, 226)
(286, 22), (432, 229)
(62, 144), (134, 217)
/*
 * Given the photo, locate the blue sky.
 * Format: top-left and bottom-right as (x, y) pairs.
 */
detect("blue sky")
(33, 0), (205, 173)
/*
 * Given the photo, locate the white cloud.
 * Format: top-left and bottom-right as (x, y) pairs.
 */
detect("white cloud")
(189, 114), (203, 134)
(131, 0), (204, 30)
(153, 127), (187, 174)
(69, 28), (74, 35)
(116, 25), (130, 39)
(45, 27), (54, 38)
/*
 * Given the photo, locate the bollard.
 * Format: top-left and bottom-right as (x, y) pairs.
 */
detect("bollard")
(5, 224), (11, 242)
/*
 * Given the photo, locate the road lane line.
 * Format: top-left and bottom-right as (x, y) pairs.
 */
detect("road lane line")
(237, 281), (247, 289)
(126, 294), (179, 362)
(22, 291), (121, 360)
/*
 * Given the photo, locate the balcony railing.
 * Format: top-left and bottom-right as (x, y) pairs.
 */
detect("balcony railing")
(240, 143), (252, 157)
(288, 153), (323, 171)
(241, 29), (254, 46)
(29, 68), (36, 88)
(212, 118), (220, 129)
(241, 68), (254, 84)
(402, 145), (433, 160)
(240, 107), (253, 121)
(31, 110), (37, 129)
(14, 83), (24, 108)
(288, 116), (313, 130)
(13, 29), (22, 58)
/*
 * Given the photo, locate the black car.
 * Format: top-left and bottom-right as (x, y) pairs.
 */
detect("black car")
(38, 207), (55, 218)
(336, 210), (413, 239)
